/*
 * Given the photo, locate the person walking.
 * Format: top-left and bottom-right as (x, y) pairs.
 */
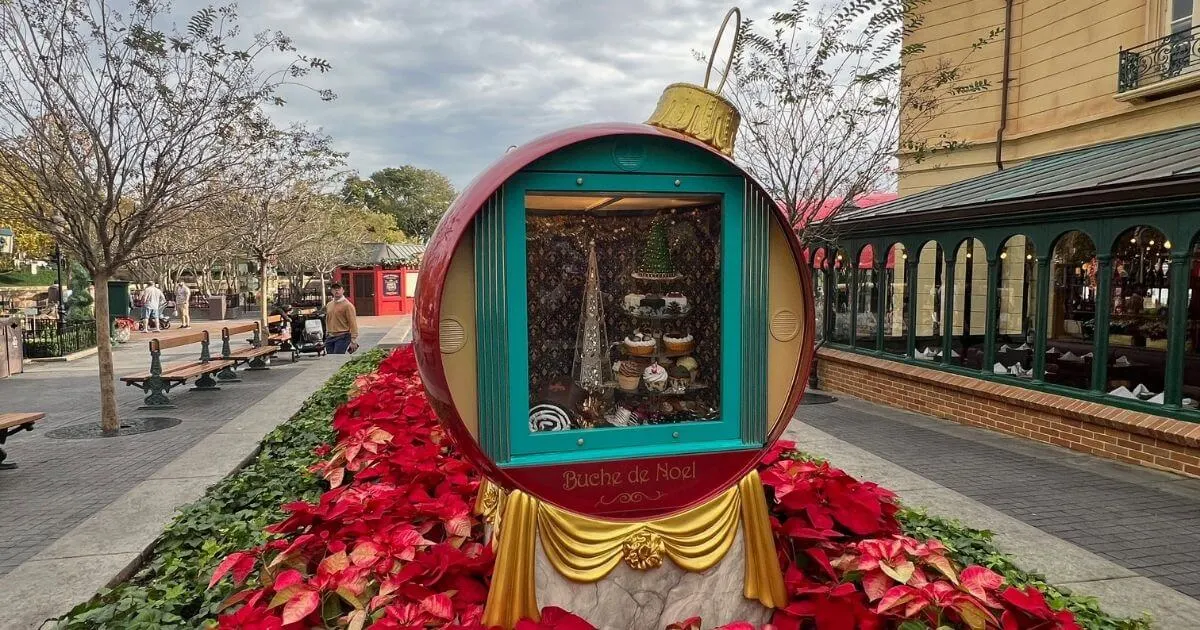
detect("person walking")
(141, 281), (166, 332)
(175, 280), (192, 328)
(323, 282), (359, 354)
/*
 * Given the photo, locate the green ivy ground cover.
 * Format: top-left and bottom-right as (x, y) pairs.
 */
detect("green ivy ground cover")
(899, 508), (1151, 630)
(53, 352), (1151, 629)
(55, 350), (387, 629)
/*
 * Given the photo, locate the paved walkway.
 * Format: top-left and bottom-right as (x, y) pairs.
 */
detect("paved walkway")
(794, 392), (1200, 625)
(0, 315), (409, 577)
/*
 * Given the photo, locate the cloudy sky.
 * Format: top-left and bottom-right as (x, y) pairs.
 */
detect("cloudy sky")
(230, 0), (779, 189)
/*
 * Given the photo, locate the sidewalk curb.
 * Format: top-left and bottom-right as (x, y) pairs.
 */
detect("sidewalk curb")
(26, 347), (99, 363)
(376, 317), (413, 349)
(0, 354), (356, 630)
(785, 417), (1200, 627)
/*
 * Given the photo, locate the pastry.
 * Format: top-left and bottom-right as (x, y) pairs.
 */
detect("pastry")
(668, 365), (690, 393)
(606, 407), (640, 427)
(640, 293), (666, 315)
(538, 378), (586, 412)
(663, 331), (694, 353)
(623, 293), (645, 314)
(676, 356), (698, 382)
(643, 363), (668, 392)
(664, 292), (689, 314)
(529, 404), (572, 432)
(634, 219), (680, 280)
(617, 360), (642, 391)
(624, 330), (656, 356)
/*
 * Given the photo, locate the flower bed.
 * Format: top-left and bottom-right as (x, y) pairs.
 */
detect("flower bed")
(58, 346), (1150, 629)
(55, 350), (390, 629)
(205, 347), (1147, 630)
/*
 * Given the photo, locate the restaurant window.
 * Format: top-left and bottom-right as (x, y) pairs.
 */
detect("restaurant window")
(1185, 235), (1200, 409)
(1046, 231), (1097, 390)
(992, 236), (1037, 379)
(831, 248), (852, 344)
(914, 241), (944, 360)
(950, 239), (988, 369)
(1106, 226), (1172, 403)
(812, 248), (828, 343)
(883, 243), (909, 354)
(855, 245), (879, 348)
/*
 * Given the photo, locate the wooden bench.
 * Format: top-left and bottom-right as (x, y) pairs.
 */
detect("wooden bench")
(265, 314), (290, 346)
(216, 323), (279, 380)
(120, 331), (236, 409)
(0, 412), (44, 470)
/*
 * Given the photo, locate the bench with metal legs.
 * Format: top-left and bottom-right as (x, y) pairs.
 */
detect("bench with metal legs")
(0, 413), (45, 470)
(120, 332), (235, 409)
(222, 322), (278, 374)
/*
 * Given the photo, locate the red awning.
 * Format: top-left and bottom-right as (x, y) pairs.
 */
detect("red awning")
(801, 193), (899, 269)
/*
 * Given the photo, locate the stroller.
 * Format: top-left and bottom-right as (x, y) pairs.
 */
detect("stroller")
(288, 310), (327, 361)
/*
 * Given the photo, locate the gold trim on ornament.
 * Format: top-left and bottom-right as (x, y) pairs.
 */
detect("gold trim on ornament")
(480, 470), (786, 629)
(622, 529), (665, 570)
(645, 83), (740, 157)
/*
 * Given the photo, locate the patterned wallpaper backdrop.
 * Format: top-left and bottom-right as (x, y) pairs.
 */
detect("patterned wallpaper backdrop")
(525, 205), (723, 420)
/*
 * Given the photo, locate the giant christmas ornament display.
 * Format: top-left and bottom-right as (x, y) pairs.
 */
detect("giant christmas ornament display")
(413, 7), (815, 628)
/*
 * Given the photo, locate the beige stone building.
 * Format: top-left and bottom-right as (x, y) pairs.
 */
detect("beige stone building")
(815, 1), (1200, 479)
(900, 0), (1200, 196)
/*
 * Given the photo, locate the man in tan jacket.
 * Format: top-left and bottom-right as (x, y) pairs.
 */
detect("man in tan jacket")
(324, 282), (359, 354)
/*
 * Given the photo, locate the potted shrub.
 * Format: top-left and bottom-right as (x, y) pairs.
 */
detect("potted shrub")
(1142, 319), (1168, 350)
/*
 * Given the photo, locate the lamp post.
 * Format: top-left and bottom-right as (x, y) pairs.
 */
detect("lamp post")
(55, 243), (64, 336)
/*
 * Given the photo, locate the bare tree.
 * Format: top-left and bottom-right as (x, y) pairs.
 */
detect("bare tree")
(124, 208), (234, 290)
(216, 124), (346, 327)
(175, 211), (236, 295)
(282, 199), (373, 304)
(124, 239), (182, 287)
(723, 0), (996, 245)
(0, 0), (333, 432)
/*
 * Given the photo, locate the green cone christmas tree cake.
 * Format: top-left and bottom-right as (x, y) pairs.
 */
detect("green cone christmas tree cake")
(633, 218), (681, 280)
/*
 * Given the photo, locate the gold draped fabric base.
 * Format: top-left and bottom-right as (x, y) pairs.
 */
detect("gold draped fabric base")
(476, 471), (786, 629)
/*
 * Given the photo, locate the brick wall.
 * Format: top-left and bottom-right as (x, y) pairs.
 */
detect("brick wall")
(817, 348), (1200, 478)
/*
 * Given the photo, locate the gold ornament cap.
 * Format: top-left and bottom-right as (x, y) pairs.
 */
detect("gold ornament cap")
(645, 8), (742, 156)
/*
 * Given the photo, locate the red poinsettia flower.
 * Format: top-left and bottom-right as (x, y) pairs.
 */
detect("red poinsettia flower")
(515, 607), (597, 630)
(1000, 586), (1081, 630)
(208, 345), (1082, 630)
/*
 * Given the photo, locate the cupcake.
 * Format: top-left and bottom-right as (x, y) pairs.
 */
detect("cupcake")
(616, 361), (642, 391)
(676, 356), (698, 382)
(642, 363), (668, 392)
(624, 330), (656, 356)
(663, 331), (694, 353)
(668, 365), (690, 392)
(664, 292), (689, 314)
(623, 293), (645, 314)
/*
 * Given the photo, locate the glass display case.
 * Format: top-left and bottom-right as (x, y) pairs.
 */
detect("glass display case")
(524, 194), (722, 433)
(416, 126), (814, 517)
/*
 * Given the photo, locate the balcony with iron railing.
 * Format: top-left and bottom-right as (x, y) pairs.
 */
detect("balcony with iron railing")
(1118, 24), (1200, 99)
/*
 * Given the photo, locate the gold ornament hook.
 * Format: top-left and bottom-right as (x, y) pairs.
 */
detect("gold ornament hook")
(702, 7), (742, 95)
(645, 6), (743, 155)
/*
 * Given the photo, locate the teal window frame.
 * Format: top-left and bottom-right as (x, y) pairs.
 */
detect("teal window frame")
(822, 200), (1200, 424)
(493, 171), (752, 467)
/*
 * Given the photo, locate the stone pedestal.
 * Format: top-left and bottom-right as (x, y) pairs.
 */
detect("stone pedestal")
(533, 527), (772, 629)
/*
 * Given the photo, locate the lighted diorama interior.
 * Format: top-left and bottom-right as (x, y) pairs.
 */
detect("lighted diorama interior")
(523, 192), (722, 433)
